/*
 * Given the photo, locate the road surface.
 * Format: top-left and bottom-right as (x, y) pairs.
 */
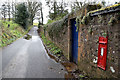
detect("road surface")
(1, 26), (67, 78)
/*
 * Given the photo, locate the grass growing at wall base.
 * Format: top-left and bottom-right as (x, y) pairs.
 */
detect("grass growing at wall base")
(40, 33), (62, 56)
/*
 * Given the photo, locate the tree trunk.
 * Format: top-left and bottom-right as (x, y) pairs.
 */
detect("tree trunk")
(31, 19), (33, 25)
(4, 14), (6, 22)
(8, 9), (10, 21)
(30, 17), (33, 25)
(40, 7), (43, 25)
(8, 3), (11, 21)
(53, 1), (57, 19)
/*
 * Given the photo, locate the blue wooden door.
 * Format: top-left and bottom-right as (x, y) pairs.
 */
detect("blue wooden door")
(71, 19), (78, 64)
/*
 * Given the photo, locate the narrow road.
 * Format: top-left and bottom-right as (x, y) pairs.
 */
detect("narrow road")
(1, 26), (67, 78)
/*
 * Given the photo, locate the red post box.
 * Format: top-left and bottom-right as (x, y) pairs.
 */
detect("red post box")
(97, 36), (108, 70)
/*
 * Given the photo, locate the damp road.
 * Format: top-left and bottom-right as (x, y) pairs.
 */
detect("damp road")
(1, 26), (67, 78)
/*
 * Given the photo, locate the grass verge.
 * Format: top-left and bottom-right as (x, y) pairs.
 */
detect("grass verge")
(0, 20), (33, 47)
(40, 33), (62, 57)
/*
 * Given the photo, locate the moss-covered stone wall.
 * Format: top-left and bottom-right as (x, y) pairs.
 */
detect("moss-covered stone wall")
(38, 3), (120, 78)
(40, 15), (69, 58)
(77, 12), (120, 78)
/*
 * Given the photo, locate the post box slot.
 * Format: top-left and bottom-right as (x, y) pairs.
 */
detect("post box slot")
(101, 48), (104, 56)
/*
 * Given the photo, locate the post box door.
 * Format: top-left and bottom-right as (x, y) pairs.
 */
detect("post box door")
(97, 37), (108, 70)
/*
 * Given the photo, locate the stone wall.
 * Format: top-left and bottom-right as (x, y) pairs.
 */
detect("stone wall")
(39, 16), (69, 58)
(77, 12), (120, 78)
(38, 4), (120, 78)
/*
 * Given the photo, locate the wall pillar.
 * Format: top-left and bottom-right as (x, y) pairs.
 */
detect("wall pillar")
(68, 19), (72, 61)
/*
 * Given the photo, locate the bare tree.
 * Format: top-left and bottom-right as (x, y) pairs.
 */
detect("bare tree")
(45, 0), (68, 20)
(1, 3), (7, 21)
(27, 0), (42, 25)
(40, 5), (43, 25)
(46, 0), (57, 20)
(11, 0), (16, 20)
(36, 4), (43, 25)
(70, 0), (87, 12)
(7, 2), (11, 21)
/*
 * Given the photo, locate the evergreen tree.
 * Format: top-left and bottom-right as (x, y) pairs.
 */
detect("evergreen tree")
(15, 3), (29, 29)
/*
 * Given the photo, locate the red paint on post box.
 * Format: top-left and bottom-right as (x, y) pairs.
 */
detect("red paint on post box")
(97, 36), (108, 70)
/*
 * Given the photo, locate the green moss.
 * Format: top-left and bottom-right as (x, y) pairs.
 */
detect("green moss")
(102, 32), (107, 37)
(46, 19), (56, 25)
(79, 74), (85, 78)
(81, 16), (88, 25)
(78, 13), (91, 25)
(108, 17), (117, 26)
(75, 15), (82, 31)
(86, 4), (102, 12)
(89, 3), (120, 14)
(88, 27), (92, 34)
(98, 15), (103, 24)
(48, 19), (67, 38)
(43, 14), (69, 39)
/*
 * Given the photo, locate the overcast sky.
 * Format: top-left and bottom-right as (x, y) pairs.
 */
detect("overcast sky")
(0, 0), (120, 24)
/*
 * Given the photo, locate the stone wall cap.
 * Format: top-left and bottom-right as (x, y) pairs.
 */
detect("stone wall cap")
(89, 3), (120, 16)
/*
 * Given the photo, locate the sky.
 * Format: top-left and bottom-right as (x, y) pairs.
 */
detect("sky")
(0, 0), (120, 24)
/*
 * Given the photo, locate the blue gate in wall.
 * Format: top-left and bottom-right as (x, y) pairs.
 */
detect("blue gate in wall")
(71, 18), (78, 64)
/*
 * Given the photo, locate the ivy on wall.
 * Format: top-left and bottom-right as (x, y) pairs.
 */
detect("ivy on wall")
(108, 17), (117, 26)
(45, 14), (69, 39)
(75, 12), (91, 30)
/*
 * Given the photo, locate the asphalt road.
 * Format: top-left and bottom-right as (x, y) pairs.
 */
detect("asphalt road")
(1, 26), (67, 78)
